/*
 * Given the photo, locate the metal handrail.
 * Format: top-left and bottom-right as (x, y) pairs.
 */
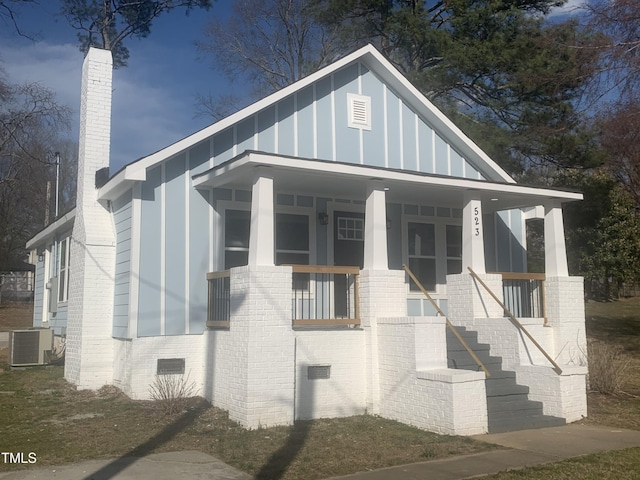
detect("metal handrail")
(402, 264), (490, 378)
(468, 267), (562, 375)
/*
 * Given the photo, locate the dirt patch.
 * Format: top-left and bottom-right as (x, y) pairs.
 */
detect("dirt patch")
(0, 302), (34, 331)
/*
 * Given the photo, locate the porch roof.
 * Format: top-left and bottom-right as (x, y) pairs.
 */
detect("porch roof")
(192, 151), (582, 213)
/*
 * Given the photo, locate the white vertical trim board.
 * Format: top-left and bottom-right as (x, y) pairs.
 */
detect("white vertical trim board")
(160, 162), (166, 336)
(184, 153), (190, 334)
(294, 93), (299, 157)
(383, 84), (389, 168)
(129, 183), (142, 338)
(275, 103), (279, 155)
(414, 114), (420, 171)
(398, 100), (404, 169)
(312, 83), (318, 158)
(209, 187), (215, 272)
(431, 129), (436, 173)
(253, 115), (259, 150)
(331, 74), (337, 161)
(233, 124), (238, 157)
(358, 63), (364, 165)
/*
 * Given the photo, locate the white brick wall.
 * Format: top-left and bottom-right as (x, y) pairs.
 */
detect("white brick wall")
(377, 316), (487, 436)
(515, 365), (588, 422)
(294, 331), (366, 420)
(447, 272), (588, 428)
(65, 48), (116, 389)
(112, 335), (207, 399)
(447, 273), (504, 325)
(546, 277), (588, 365)
(359, 269), (406, 414)
(204, 265), (295, 429)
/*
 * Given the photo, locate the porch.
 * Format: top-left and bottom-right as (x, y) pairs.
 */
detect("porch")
(193, 151), (587, 434)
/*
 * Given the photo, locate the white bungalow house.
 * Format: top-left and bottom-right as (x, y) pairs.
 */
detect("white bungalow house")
(26, 45), (587, 435)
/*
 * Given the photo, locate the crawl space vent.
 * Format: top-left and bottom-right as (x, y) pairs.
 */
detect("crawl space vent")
(307, 365), (331, 380)
(157, 358), (185, 375)
(348, 93), (371, 130)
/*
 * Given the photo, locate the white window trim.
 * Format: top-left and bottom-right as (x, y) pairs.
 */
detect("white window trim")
(402, 214), (462, 298)
(217, 197), (317, 270)
(57, 236), (71, 303)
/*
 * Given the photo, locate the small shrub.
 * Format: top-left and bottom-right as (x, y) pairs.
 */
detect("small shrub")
(587, 340), (630, 394)
(148, 372), (197, 415)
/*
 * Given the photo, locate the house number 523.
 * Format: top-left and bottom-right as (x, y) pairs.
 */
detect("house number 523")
(473, 206), (480, 236)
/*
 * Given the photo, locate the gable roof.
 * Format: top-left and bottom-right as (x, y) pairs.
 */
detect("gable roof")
(99, 44), (515, 200)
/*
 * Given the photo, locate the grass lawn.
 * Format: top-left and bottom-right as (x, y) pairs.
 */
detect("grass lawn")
(1, 298), (639, 479)
(0, 301), (494, 480)
(0, 366), (494, 479)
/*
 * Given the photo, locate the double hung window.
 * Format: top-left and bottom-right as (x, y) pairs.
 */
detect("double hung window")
(223, 209), (310, 269)
(58, 236), (71, 302)
(408, 222), (436, 291)
(406, 221), (463, 292)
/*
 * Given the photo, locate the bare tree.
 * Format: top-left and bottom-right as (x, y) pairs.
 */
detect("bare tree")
(599, 102), (640, 207)
(0, 75), (71, 269)
(0, 0), (37, 38)
(586, 0), (640, 104)
(196, 0), (342, 118)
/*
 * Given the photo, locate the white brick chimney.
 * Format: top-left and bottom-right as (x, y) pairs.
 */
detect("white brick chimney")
(65, 48), (116, 389)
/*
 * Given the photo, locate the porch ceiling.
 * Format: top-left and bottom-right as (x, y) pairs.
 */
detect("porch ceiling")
(192, 151), (582, 212)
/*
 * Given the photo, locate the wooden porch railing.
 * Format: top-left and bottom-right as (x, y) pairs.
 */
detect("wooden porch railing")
(206, 270), (230, 328)
(290, 265), (360, 327)
(496, 272), (547, 323)
(402, 264), (490, 377)
(206, 266), (360, 328)
(468, 267), (562, 375)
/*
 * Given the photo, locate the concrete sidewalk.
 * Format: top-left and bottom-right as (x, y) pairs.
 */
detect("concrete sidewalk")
(0, 451), (252, 480)
(326, 423), (640, 480)
(1, 424), (639, 480)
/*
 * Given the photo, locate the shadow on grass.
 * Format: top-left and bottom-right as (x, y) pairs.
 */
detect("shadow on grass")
(254, 420), (312, 480)
(81, 399), (209, 480)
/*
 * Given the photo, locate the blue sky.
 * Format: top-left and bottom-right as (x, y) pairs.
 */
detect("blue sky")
(0, 0), (234, 172)
(0, 0), (584, 173)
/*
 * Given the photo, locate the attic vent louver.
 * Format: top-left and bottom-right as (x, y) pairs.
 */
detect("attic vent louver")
(348, 93), (371, 130)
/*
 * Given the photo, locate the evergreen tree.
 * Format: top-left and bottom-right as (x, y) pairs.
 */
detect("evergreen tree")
(61, 0), (213, 68)
(311, 0), (602, 174)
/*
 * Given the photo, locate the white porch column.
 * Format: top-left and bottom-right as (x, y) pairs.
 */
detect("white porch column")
(363, 181), (388, 270)
(248, 168), (274, 266)
(544, 203), (569, 277)
(462, 194), (486, 274)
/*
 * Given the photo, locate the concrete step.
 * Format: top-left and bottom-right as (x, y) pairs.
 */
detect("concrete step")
(487, 414), (566, 434)
(486, 381), (530, 396)
(487, 395), (544, 413)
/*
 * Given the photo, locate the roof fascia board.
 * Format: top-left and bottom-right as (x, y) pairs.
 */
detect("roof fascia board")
(26, 208), (77, 250)
(195, 152), (581, 202)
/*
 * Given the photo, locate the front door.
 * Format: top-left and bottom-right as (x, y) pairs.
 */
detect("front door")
(333, 211), (364, 317)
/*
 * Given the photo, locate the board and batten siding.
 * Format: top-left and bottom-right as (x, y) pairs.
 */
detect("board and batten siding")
(137, 141), (212, 337)
(198, 62), (486, 180)
(132, 60), (500, 337)
(112, 189), (132, 338)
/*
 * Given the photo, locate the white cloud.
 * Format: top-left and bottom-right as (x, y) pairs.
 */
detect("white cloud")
(0, 40), (212, 173)
(0, 41), (82, 114)
(548, 0), (587, 18)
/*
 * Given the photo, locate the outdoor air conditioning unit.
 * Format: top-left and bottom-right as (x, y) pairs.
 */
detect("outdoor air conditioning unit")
(8, 329), (53, 367)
